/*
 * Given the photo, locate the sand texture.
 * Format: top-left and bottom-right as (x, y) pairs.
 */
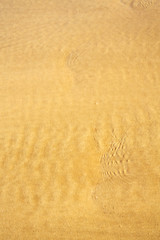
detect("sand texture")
(0, 0), (160, 239)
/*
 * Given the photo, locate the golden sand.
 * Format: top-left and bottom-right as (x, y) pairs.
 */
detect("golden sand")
(0, 0), (160, 239)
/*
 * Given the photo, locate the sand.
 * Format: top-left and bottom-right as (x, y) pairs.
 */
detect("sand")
(0, 0), (160, 239)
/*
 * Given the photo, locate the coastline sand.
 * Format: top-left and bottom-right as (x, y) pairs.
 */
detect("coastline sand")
(0, 0), (160, 239)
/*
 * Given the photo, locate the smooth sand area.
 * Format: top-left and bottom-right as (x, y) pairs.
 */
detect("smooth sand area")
(0, 0), (160, 239)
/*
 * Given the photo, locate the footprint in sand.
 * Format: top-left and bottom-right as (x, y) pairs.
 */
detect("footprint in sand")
(121, 0), (158, 9)
(100, 131), (132, 181)
(92, 131), (148, 214)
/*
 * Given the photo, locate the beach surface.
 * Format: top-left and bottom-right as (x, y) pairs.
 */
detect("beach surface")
(0, 0), (160, 239)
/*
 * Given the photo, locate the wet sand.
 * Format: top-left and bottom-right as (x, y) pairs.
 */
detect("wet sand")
(0, 0), (160, 239)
